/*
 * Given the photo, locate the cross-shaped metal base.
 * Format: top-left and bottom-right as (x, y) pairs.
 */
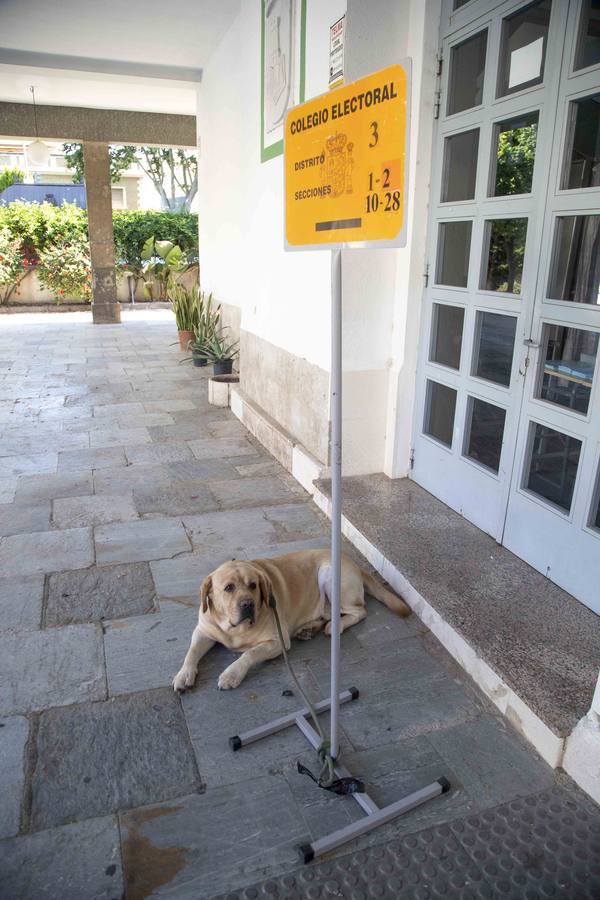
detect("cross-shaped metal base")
(229, 687), (450, 863)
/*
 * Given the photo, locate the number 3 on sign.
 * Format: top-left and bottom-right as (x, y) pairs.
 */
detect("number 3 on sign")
(369, 121), (378, 147)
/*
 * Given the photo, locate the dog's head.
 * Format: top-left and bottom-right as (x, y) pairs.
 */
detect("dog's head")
(200, 560), (272, 630)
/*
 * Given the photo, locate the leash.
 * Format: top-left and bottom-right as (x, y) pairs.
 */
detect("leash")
(269, 592), (364, 796)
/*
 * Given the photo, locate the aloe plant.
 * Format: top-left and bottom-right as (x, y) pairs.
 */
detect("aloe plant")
(193, 291), (221, 348)
(201, 329), (239, 362)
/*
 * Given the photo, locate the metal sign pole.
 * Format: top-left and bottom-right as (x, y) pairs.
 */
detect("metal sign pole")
(229, 62), (450, 865)
(330, 246), (342, 760)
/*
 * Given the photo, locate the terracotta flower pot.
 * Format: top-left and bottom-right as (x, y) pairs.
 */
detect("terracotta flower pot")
(178, 330), (195, 351)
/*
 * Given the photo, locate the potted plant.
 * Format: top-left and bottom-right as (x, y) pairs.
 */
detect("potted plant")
(180, 292), (222, 365)
(170, 281), (200, 350)
(203, 330), (239, 375)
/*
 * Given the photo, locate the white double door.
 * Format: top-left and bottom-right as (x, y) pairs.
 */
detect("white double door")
(412, 0), (600, 613)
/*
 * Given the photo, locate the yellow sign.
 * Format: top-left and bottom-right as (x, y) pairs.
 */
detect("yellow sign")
(284, 63), (409, 249)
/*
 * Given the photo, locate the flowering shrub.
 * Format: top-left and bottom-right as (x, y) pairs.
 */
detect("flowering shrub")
(0, 203), (198, 303)
(37, 235), (93, 303)
(0, 227), (25, 304)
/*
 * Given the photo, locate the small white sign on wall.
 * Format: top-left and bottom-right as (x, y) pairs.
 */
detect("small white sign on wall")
(329, 14), (345, 88)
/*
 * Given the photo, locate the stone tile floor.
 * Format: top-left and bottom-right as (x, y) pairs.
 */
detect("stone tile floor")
(0, 311), (598, 900)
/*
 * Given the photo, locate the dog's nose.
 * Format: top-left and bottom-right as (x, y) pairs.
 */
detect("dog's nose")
(239, 598), (254, 610)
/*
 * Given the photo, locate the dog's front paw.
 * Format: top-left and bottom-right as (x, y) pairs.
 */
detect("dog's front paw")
(217, 664), (244, 690)
(173, 665), (197, 693)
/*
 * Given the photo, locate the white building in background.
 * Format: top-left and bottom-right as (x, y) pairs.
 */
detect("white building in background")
(0, 141), (199, 212)
(0, 140), (143, 209)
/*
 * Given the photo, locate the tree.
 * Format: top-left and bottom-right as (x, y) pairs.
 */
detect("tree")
(62, 144), (137, 184)
(0, 167), (25, 194)
(63, 144), (198, 212)
(136, 148), (197, 213)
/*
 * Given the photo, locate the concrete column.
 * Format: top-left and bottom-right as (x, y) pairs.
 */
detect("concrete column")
(83, 141), (120, 324)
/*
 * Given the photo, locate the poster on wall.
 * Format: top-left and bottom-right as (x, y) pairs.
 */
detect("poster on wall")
(329, 14), (345, 88)
(261, 0), (307, 162)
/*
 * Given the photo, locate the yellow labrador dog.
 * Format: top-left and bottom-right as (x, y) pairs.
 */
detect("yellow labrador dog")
(173, 548), (410, 693)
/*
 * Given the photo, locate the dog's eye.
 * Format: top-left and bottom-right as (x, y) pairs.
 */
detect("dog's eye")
(224, 583), (235, 592)
(249, 582), (257, 590)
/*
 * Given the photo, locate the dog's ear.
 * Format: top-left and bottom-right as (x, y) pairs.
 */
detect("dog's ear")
(200, 575), (213, 614)
(256, 568), (272, 608)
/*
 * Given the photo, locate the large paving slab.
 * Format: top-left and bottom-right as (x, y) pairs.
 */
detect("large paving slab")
(132, 482), (219, 517)
(188, 436), (258, 460)
(30, 689), (201, 830)
(57, 446), (127, 472)
(426, 713), (554, 809)
(120, 780), (306, 900)
(0, 815), (123, 900)
(52, 492), (138, 528)
(93, 462), (173, 494)
(104, 603), (198, 695)
(182, 503), (328, 554)
(89, 425), (152, 449)
(124, 441), (193, 465)
(94, 517), (191, 565)
(0, 715), (28, 838)
(0, 502), (51, 537)
(0, 527), (94, 577)
(0, 575), (44, 631)
(208, 475), (308, 509)
(0, 624), (105, 715)
(0, 430), (88, 455)
(307, 640), (481, 750)
(13, 471), (93, 503)
(45, 562), (157, 626)
(0, 477), (16, 503)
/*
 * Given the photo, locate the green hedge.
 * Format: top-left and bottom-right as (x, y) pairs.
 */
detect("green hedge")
(0, 202), (198, 267)
(113, 210), (198, 268)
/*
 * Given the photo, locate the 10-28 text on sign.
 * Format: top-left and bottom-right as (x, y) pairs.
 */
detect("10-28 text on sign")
(284, 63), (410, 250)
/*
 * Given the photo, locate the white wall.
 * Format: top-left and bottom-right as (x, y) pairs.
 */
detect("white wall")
(197, 0), (440, 476)
(197, 0), (346, 374)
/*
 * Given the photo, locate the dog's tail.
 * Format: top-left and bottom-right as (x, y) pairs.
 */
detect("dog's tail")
(360, 569), (411, 617)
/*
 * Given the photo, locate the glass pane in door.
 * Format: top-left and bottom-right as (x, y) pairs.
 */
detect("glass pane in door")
(497, 0), (552, 97)
(447, 30), (488, 115)
(442, 129), (479, 201)
(562, 94), (600, 189)
(574, 0), (600, 71)
(481, 218), (528, 293)
(525, 423), (582, 511)
(490, 112), (538, 196)
(436, 221), (472, 286)
(537, 324), (599, 414)
(472, 311), (517, 385)
(590, 464), (600, 530)
(424, 380), (457, 446)
(430, 304), (465, 368)
(464, 397), (506, 472)
(548, 215), (600, 304)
